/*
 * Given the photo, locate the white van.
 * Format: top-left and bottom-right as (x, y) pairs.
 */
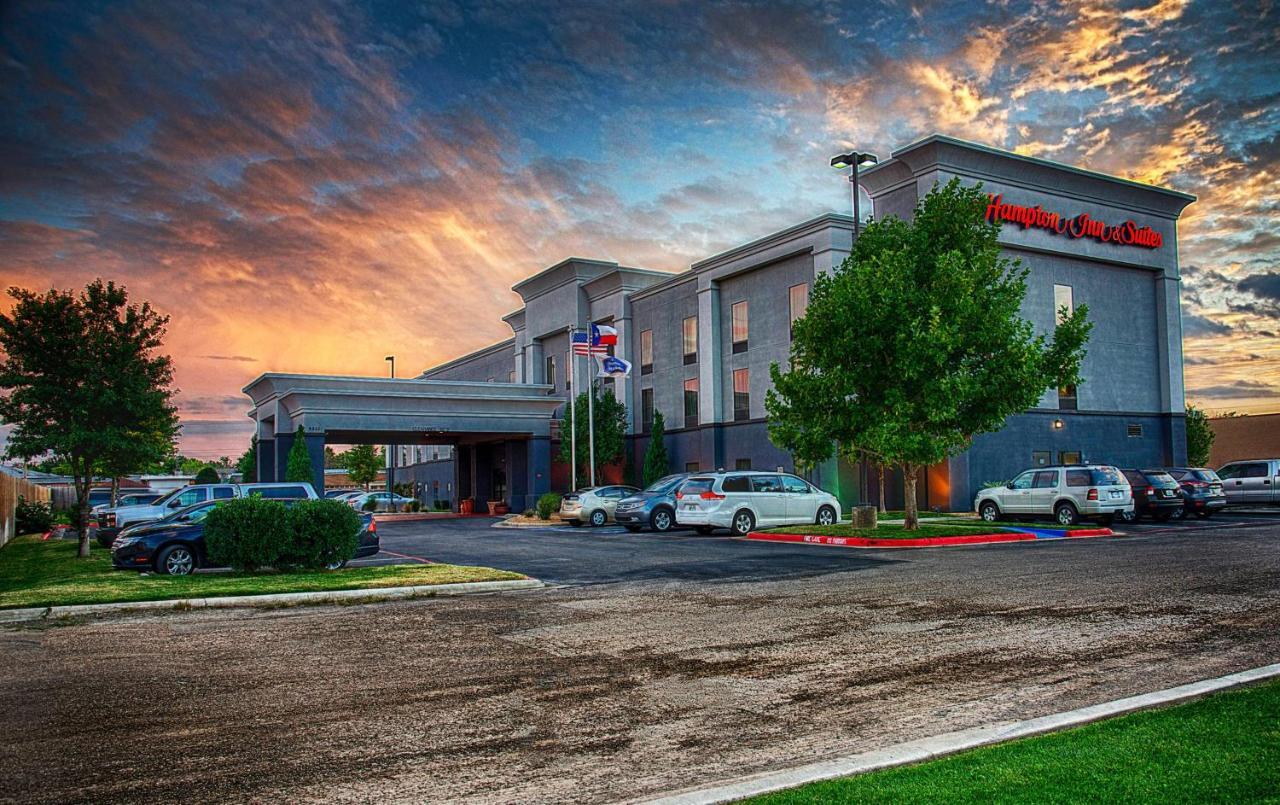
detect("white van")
(674, 471), (840, 535)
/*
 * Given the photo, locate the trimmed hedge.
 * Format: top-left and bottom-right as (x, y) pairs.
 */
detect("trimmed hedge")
(204, 496), (289, 572)
(281, 499), (360, 570)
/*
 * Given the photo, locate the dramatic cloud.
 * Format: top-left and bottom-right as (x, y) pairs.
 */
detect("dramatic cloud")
(1, 0), (1278, 456)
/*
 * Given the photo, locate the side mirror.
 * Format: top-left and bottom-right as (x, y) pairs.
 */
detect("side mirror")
(1006, 482), (1016, 489)
(169, 499), (183, 507)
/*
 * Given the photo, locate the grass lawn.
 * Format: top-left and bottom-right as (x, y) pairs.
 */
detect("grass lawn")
(842, 510), (973, 521)
(749, 678), (1280, 804)
(761, 523), (1003, 539)
(0, 535), (525, 610)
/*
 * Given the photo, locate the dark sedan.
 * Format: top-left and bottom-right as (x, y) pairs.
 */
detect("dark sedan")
(111, 504), (379, 575)
(615, 473), (692, 533)
(1166, 467), (1228, 518)
(1118, 468), (1184, 522)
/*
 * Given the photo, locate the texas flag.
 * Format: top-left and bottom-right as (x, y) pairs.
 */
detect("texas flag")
(591, 323), (618, 347)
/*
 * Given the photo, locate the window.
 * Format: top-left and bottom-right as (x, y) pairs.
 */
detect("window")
(1054, 284), (1074, 325)
(486, 376), (494, 383)
(640, 329), (653, 375)
(735, 458), (752, 471)
(545, 354), (557, 393)
(782, 476), (811, 494)
(1058, 385), (1077, 410)
(171, 488), (205, 508)
(1032, 470), (1059, 488)
(731, 301), (749, 353)
(641, 388), (654, 433)
(789, 283), (809, 338)
(1127, 423), (1143, 437)
(733, 368), (750, 421)
(1032, 450), (1051, 467)
(683, 377), (699, 428)
(751, 475), (782, 492)
(722, 475), (751, 493)
(1065, 469), (1091, 487)
(685, 462), (700, 472)
(683, 316), (697, 364)
(1244, 463), (1270, 478)
(213, 487), (235, 500)
(1059, 450), (1082, 465)
(258, 485), (309, 499)
(565, 351), (572, 389)
(1010, 471), (1035, 490)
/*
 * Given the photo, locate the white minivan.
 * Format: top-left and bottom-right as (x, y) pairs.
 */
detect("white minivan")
(674, 471), (840, 535)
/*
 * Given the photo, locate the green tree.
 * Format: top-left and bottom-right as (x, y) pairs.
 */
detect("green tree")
(193, 465), (221, 485)
(1185, 404), (1215, 467)
(0, 280), (179, 557)
(643, 411), (670, 486)
(767, 179), (1092, 530)
(284, 426), (314, 483)
(557, 383), (628, 486)
(344, 444), (382, 490)
(236, 435), (258, 483)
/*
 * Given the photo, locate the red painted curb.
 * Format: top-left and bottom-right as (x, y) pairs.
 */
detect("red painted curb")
(1063, 528), (1114, 537)
(745, 531), (1038, 548)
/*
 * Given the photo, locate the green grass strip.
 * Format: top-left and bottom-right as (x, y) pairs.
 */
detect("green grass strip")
(0, 535), (524, 610)
(748, 678), (1280, 804)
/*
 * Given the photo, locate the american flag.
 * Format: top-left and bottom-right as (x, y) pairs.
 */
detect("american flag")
(571, 330), (608, 355)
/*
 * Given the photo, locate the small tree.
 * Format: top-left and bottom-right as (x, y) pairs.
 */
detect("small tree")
(1185, 404), (1215, 467)
(557, 383), (628, 485)
(0, 280), (179, 557)
(344, 444), (382, 490)
(236, 436), (258, 483)
(642, 411), (670, 486)
(768, 179), (1091, 530)
(284, 426), (314, 483)
(193, 465), (221, 485)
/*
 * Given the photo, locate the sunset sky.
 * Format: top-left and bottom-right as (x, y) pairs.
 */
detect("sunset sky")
(2, 0), (1278, 460)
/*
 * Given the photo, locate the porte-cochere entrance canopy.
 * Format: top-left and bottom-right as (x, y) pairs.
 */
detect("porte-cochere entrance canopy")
(243, 373), (563, 510)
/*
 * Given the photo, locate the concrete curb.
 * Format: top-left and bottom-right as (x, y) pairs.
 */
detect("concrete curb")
(641, 662), (1280, 805)
(0, 578), (544, 624)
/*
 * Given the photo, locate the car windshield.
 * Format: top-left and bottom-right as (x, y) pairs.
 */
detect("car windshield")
(1091, 468), (1123, 485)
(643, 474), (686, 494)
(1194, 469), (1221, 482)
(1144, 472), (1177, 486)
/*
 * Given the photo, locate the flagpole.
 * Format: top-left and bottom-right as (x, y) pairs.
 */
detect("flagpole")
(569, 327), (577, 492)
(587, 352), (596, 487)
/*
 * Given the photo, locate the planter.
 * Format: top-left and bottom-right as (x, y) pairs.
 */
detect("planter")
(459, 499), (474, 515)
(489, 501), (510, 516)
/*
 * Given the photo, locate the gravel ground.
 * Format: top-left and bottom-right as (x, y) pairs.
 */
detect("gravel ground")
(3, 520), (1279, 804)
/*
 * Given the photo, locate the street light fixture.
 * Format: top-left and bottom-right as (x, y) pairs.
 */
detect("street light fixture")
(385, 355), (396, 494)
(831, 151), (879, 239)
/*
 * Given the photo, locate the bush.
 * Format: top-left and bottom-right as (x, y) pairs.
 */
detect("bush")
(280, 499), (360, 570)
(361, 497), (378, 512)
(15, 496), (54, 535)
(433, 499), (449, 511)
(408, 500), (421, 512)
(204, 496), (290, 572)
(536, 492), (561, 520)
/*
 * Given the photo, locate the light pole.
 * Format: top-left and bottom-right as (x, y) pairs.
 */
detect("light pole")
(830, 151), (879, 239)
(385, 355), (395, 497)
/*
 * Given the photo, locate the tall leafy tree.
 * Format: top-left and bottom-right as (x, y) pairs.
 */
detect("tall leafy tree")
(0, 280), (179, 556)
(1184, 404), (1215, 467)
(284, 426), (315, 483)
(193, 465), (221, 485)
(343, 444), (382, 490)
(642, 411), (670, 486)
(236, 435), (258, 483)
(768, 179), (1091, 530)
(557, 383), (628, 486)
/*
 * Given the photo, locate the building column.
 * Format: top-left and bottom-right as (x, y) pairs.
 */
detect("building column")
(272, 430), (293, 483)
(256, 438), (275, 482)
(527, 340), (545, 385)
(525, 435), (551, 511)
(697, 282), (723, 470)
(614, 298), (634, 433)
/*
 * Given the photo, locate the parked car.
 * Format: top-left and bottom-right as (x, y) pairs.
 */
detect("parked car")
(975, 465), (1132, 525)
(347, 491), (416, 511)
(673, 471), (840, 536)
(1117, 469), (1183, 522)
(91, 490), (162, 514)
(1165, 467), (1227, 518)
(86, 487), (115, 509)
(111, 502), (378, 575)
(615, 474), (692, 532)
(1215, 459), (1280, 506)
(98, 482), (319, 539)
(560, 485), (640, 526)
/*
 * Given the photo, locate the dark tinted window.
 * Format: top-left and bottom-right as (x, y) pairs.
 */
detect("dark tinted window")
(1033, 471), (1059, 488)
(1065, 470), (1091, 487)
(1122, 470), (1145, 486)
(1217, 464), (1243, 480)
(1244, 463), (1269, 478)
(1143, 472), (1177, 486)
(213, 487), (235, 499)
(257, 485), (309, 499)
(721, 475), (752, 493)
(751, 475), (783, 493)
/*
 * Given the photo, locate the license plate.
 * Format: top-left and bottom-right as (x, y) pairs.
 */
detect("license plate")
(683, 504), (697, 511)
(1211, 485), (1223, 494)
(1109, 490), (1122, 499)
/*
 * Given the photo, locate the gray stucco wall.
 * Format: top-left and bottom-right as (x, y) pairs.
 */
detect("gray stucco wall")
(630, 277), (699, 431)
(423, 342), (515, 383)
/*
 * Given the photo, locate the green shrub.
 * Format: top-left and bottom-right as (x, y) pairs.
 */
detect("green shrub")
(193, 466), (220, 485)
(361, 497), (378, 512)
(280, 499), (360, 570)
(433, 499), (449, 511)
(408, 499), (421, 512)
(204, 496), (289, 572)
(536, 492), (561, 520)
(15, 496), (54, 534)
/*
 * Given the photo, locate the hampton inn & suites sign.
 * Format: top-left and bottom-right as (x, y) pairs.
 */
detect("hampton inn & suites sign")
(984, 193), (1163, 249)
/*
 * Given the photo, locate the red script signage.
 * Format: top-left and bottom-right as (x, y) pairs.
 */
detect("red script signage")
(984, 194), (1163, 249)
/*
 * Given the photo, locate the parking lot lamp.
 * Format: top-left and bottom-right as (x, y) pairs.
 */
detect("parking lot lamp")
(830, 151), (879, 239)
(386, 356), (395, 494)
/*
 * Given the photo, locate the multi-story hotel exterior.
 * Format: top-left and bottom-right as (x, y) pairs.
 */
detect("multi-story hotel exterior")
(248, 135), (1194, 513)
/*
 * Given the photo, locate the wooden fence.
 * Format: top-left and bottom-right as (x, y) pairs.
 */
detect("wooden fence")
(1, 474), (53, 548)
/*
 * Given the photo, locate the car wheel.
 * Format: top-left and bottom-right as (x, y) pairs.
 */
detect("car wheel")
(1117, 509), (1137, 523)
(156, 544), (196, 576)
(589, 509), (607, 527)
(979, 501), (1000, 522)
(324, 557), (349, 570)
(730, 509), (756, 536)
(1054, 502), (1079, 526)
(695, 526), (714, 535)
(815, 505), (837, 526)
(625, 525), (643, 533)
(1172, 507), (1186, 520)
(650, 508), (674, 532)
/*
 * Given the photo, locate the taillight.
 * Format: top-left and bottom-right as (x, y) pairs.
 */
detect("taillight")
(700, 491), (725, 500)
(675, 492), (683, 500)
(1185, 480), (1208, 489)
(368, 519), (377, 533)
(1087, 488), (1099, 501)
(1146, 486), (1155, 495)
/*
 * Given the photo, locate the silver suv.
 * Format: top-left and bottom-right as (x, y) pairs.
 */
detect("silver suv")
(674, 471), (840, 535)
(974, 465), (1132, 525)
